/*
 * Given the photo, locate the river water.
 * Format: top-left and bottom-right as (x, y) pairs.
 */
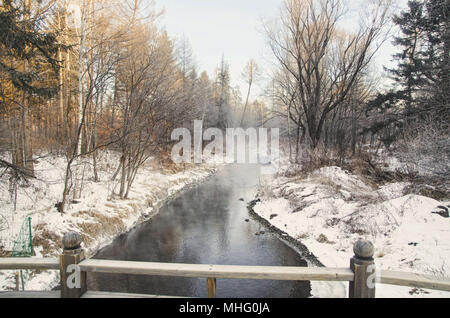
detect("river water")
(87, 164), (311, 298)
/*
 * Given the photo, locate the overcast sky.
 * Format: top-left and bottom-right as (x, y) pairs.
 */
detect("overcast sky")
(156, 0), (408, 100)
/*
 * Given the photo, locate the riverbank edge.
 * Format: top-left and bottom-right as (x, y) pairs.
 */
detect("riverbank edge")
(247, 199), (324, 268)
(1, 164), (220, 291)
(46, 167), (220, 291)
(89, 167), (220, 258)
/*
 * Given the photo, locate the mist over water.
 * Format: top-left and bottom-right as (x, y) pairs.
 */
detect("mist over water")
(88, 164), (311, 298)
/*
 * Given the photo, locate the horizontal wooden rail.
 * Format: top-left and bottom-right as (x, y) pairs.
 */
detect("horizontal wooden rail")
(79, 259), (355, 282)
(0, 258), (59, 270)
(380, 270), (450, 292)
(0, 291), (184, 298)
(78, 260), (450, 292)
(1, 233), (450, 298)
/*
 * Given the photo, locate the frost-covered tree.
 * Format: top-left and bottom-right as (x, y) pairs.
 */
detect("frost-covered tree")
(213, 56), (231, 130)
(265, 0), (390, 150)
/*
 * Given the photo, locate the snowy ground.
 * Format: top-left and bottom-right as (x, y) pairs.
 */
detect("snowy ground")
(1, 145), (449, 298)
(253, 163), (450, 298)
(0, 151), (218, 291)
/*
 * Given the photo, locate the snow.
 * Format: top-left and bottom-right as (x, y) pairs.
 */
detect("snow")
(0, 151), (219, 291)
(1, 146), (449, 298)
(253, 165), (450, 298)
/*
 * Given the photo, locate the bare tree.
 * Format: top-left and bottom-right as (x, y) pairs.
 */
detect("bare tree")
(58, 0), (126, 212)
(113, 23), (180, 199)
(240, 58), (261, 126)
(265, 0), (391, 151)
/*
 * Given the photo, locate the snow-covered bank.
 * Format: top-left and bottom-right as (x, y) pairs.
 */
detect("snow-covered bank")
(252, 165), (450, 298)
(0, 151), (218, 291)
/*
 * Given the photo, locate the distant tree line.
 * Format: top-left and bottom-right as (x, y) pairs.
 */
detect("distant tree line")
(0, 0), (268, 213)
(266, 0), (448, 174)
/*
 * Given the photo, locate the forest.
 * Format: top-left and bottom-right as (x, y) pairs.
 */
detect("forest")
(1, 1), (447, 212)
(0, 0), (269, 212)
(0, 0), (449, 298)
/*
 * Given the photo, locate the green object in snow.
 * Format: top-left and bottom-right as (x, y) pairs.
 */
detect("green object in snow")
(11, 216), (33, 257)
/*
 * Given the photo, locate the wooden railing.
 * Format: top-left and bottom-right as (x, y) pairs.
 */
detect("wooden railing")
(1, 232), (449, 298)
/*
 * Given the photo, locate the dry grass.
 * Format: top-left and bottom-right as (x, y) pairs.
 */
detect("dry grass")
(296, 232), (310, 240)
(258, 182), (276, 199)
(73, 210), (127, 246)
(104, 202), (118, 209)
(127, 203), (138, 214)
(404, 181), (449, 201)
(0, 245), (11, 257)
(32, 224), (62, 257)
(30, 198), (142, 259)
(311, 176), (342, 193)
(154, 151), (194, 174)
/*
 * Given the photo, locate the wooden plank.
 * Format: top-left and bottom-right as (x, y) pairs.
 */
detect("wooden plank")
(0, 291), (186, 298)
(0, 291), (60, 298)
(0, 258), (60, 270)
(79, 259), (354, 282)
(380, 270), (450, 292)
(206, 278), (216, 298)
(15, 272), (20, 291)
(81, 291), (186, 298)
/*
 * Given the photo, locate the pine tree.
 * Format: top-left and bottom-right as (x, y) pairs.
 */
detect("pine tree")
(214, 56), (230, 130)
(390, 0), (427, 113)
(367, 0), (449, 130)
(0, 2), (63, 176)
(0, 3), (62, 101)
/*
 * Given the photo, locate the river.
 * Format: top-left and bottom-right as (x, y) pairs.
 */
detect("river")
(87, 164), (311, 298)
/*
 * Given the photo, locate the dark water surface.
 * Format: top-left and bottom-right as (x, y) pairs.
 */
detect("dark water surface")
(87, 164), (311, 298)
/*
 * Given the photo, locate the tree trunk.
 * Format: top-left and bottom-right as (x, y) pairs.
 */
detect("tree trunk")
(295, 123), (301, 163)
(119, 154), (127, 199)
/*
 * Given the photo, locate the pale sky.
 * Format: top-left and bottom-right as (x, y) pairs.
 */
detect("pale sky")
(156, 0), (408, 100)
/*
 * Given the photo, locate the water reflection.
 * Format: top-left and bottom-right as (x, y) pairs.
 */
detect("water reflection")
(88, 164), (311, 298)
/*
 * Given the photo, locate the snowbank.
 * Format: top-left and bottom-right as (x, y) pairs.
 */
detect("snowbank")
(0, 151), (218, 291)
(253, 165), (450, 298)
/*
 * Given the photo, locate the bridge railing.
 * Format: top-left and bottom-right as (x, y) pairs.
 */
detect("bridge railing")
(1, 232), (449, 298)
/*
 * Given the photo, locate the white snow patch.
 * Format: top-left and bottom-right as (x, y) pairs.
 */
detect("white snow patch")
(0, 151), (219, 291)
(253, 164), (450, 298)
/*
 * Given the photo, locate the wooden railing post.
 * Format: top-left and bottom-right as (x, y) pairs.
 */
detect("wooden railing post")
(349, 239), (376, 298)
(206, 278), (216, 298)
(59, 232), (87, 298)
(15, 272), (20, 291)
